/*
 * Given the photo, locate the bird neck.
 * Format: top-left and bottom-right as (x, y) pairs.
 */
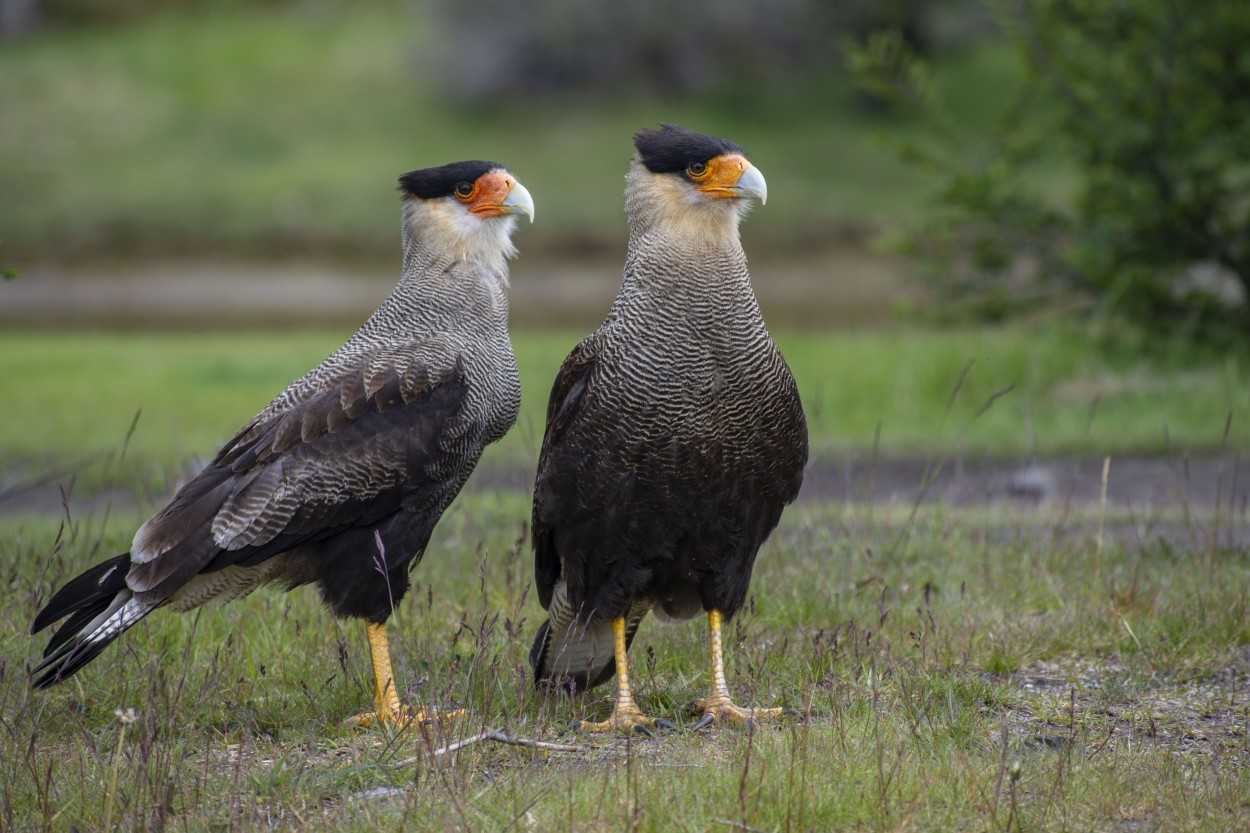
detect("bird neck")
(623, 161), (750, 251)
(401, 199), (517, 277)
(249, 213), (515, 425)
(609, 229), (765, 337)
(361, 245), (511, 343)
(321, 221), (513, 370)
(623, 227), (752, 292)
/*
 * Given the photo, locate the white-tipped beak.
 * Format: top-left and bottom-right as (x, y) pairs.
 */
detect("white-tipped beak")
(731, 164), (768, 205)
(500, 180), (535, 222)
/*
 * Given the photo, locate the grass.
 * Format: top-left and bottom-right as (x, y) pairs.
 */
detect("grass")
(1, 320), (1247, 829)
(2, 325), (1247, 497)
(0, 2), (1049, 262)
(2, 480), (1248, 830)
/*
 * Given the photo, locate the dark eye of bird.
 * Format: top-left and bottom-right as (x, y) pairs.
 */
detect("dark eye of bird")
(455, 182), (474, 198)
(687, 162), (707, 177)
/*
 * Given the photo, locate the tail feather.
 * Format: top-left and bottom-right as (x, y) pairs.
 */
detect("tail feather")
(43, 596), (116, 657)
(530, 583), (648, 691)
(30, 553), (156, 689)
(31, 553), (129, 635)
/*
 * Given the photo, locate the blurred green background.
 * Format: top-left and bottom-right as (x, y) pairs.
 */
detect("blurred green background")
(0, 0), (1008, 262)
(0, 0), (1246, 486)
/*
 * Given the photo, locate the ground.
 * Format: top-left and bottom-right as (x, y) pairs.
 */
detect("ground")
(5, 453), (1246, 542)
(2, 264), (1248, 831)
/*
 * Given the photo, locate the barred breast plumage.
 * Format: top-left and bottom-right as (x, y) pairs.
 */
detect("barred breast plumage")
(530, 127), (807, 701)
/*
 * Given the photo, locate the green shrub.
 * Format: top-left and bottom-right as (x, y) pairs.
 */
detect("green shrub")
(849, 0), (1250, 344)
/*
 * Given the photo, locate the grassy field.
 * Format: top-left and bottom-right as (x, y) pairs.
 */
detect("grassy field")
(0, 3), (1056, 262)
(2, 325), (1247, 498)
(1, 324), (1248, 828)
(2, 482), (1248, 830)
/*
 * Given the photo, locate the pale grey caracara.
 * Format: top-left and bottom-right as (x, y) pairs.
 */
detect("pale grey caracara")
(31, 161), (534, 728)
(529, 125), (808, 733)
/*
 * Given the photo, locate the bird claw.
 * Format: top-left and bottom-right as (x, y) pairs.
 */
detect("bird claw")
(571, 702), (668, 737)
(691, 713), (715, 733)
(632, 717), (676, 738)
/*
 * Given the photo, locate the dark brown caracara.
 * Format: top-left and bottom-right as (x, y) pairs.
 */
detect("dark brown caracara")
(31, 162), (534, 727)
(529, 125), (808, 733)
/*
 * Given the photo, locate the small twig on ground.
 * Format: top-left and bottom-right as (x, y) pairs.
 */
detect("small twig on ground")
(396, 730), (582, 767)
(711, 818), (772, 833)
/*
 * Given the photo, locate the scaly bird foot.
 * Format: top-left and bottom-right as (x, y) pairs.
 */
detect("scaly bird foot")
(346, 704), (467, 730)
(688, 695), (797, 731)
(574, 700), (674, 738)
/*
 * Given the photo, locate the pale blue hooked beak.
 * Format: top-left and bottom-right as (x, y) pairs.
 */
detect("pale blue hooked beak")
(500, 180), (535, 222)
(731, 164), (767, 205)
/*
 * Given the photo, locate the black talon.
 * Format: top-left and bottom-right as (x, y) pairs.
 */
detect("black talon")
(633, 723), (657, 739)
(782, 707), (804, 719)
(653, 718), (677, 731)
(691, 713), (715, 732)
(745, 717), (758, 732)
(562, 720), (582, 736)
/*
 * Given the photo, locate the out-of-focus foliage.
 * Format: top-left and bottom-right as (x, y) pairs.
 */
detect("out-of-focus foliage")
(12, 0), (284, 25)
(0, 2), (1007, 263)
(425, 0), (988, 102)
(0, 0), (290, 38)
(849, 0), (1250, 344)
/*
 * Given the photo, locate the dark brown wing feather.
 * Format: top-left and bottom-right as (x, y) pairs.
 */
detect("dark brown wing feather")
(125, 351), (470, 606)
(531, 338), (597, 610)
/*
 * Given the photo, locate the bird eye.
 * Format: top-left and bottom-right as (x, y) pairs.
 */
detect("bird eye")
(454, 182), (474, 198)
(687, 162), (708, 178)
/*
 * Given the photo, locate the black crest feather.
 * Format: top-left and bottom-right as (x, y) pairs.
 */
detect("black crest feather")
(633, 124), (745, 174)
(398, 160), (503, 200)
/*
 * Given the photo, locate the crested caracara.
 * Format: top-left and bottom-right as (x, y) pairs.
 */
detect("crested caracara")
(31, 161), (534, 728)
(529, 125), (807, 733)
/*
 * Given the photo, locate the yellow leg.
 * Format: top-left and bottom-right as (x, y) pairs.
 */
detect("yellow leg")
(576, 617), (666, 735)
(347, 621), (462, 729)
(689, 610), (785, 728)
(367, 620), (402, 719)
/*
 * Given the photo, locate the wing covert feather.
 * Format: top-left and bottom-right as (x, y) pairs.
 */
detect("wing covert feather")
(127, 348), (469, 601)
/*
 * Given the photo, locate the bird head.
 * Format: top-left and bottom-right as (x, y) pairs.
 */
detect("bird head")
(398, 161), (535, 266)
(627, 124), (766, 239)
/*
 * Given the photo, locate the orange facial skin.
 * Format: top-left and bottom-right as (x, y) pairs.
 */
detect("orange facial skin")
(459, 170), (518, 217)
(687, 153), (750, 199)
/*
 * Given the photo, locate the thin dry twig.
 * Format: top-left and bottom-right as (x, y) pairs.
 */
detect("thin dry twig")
(396, 730), (582, 767)
(711, 818), (773, 833)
